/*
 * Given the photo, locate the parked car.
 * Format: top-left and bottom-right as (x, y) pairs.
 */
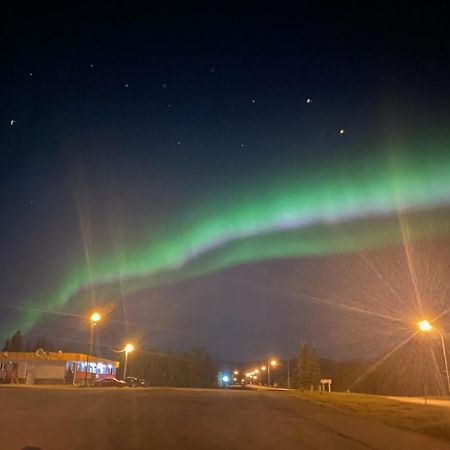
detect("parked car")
(124, 376), (147, 387)
(95, 377), (126, 387)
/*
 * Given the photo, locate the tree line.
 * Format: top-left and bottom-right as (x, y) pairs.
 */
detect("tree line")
(2, 331), (54, 353)
(126, 347), (217, 388)
(275, 338), (449, 396)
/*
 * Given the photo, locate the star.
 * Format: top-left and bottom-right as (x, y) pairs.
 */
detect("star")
(339, 129), (345, 134)
(162, 83), (167, 89)
(10, 120), (16, 126)
(29, 73), (33, 77)
(124, 83), (129, 88)
(209, 67), (216, 74)
(251, 99), (256, 103)
(241, 143), (245, 148)
(90, 64), (94, 68)
(168, 104), (172, 108)
(177, 141), (181, 145)
(306, 98), (312, 103)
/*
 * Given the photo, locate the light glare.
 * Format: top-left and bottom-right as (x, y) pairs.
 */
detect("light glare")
(418, 320), (432, 332)
(90, 312), (101, 323)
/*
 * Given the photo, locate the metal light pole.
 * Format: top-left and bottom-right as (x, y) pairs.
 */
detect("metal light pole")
(267, 360), (277, 386)
(85, 312), (101, 386)
(418, 320), (450, 395)
(437, 329), (450, 395)
(287, 359), (291, 389)
(123, 343), (134, 379)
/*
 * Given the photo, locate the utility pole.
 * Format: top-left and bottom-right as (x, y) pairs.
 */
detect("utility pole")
(287, 359), (291, 389)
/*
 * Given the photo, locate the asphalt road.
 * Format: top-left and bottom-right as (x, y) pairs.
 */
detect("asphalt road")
(0, 386), (448, 450)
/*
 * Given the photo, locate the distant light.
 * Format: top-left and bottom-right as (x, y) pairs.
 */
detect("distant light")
(261, 366), (266, 371)
(306, 98), (312, 103)
(90, 312), (101, 323)
(124, 343), (134, 353)
(222, 375), (229, 383)
(418, 320), (432, 332)
(270, 360), (277, 366)
(233, 370), (239, 375)
(339, 129), (345, 135)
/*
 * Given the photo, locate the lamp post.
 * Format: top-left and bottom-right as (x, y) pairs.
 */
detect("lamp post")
(260, 365), (267, 385)
(418, 320), (450, 395)
(85, 312), (101, 386)
(287, 359), (291, 389)
(123, 343), (134, 379)
(267, 360), (277, 386)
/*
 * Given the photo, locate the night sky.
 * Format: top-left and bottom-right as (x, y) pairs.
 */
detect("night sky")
(2, 5), (450, 361)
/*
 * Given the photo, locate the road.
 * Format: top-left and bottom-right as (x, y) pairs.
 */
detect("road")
(0, 386), (448, 450)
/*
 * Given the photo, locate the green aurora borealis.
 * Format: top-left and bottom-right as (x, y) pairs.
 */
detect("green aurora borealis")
(9, 142), (450, 337)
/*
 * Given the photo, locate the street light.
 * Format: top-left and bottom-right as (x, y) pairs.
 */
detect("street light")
(417, 320), (450, 395)
(267, 359), (277, 386)
(123, 343), (134, 379)
(90, 312), (101, 324)
(85, 312), (101, 386)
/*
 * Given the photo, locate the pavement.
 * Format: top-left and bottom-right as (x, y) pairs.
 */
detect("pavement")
(0, 386), (448, 450)
(387, 396), (450, 408)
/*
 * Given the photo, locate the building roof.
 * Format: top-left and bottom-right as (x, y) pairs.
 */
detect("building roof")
(0, 351), (120, 368)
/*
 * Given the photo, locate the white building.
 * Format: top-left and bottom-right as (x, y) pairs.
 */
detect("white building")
(0, 351), (119, 385)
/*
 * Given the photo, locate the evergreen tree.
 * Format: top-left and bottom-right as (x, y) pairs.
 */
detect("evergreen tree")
(295, 342), (321, 390)
(2, 339), (10, 352)
(10, 331), (23, 352)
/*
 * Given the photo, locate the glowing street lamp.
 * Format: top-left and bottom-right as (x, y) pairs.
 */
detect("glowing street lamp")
(417, 320), (450, 395)
(418, 320), (432, 332)
(85, 312), (101, 386)
(267, 359), (278, 386)
(123, 343), (135, 379)
(90, 312), (101, 324)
